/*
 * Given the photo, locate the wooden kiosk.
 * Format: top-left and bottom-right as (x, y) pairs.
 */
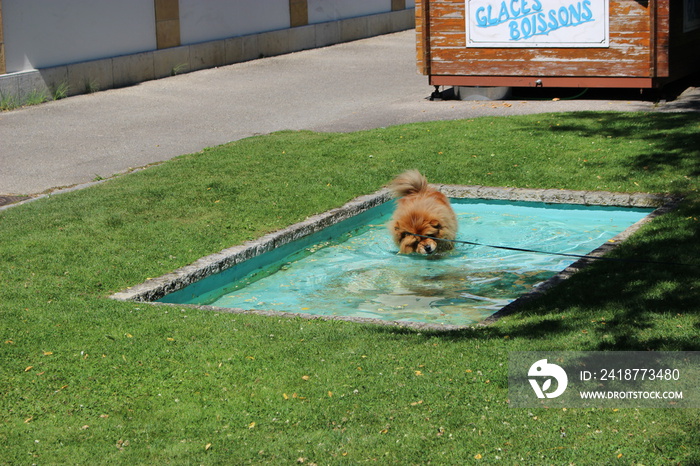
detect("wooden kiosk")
(416, 0), (700, 89)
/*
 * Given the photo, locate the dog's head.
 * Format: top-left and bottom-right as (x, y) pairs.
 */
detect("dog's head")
(392, 215), (445, 255)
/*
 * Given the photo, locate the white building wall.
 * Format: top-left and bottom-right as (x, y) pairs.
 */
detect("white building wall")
(179, 0), (290, 45)
(3, 0), (156, 73)
(307, 0), (392, 24)
(1, 0), (415, 75)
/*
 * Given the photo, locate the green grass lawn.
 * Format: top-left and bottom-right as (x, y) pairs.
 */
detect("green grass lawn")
(1, 111), (699, 464)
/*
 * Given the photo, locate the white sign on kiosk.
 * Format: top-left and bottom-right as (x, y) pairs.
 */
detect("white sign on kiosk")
(466, 0), (609, 47)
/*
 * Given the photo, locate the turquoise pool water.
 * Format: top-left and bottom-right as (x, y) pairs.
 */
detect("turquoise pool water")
(159, 199), (652, 326)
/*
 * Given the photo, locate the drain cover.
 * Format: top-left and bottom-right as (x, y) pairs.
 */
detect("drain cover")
(0, 195), (30, 207)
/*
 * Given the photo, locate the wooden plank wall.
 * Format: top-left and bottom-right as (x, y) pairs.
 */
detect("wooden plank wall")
(417, 0), (668, 79)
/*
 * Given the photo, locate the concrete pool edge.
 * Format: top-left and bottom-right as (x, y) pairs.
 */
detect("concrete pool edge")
(110, 189), (393, 303)
(110, 186), (679, 330)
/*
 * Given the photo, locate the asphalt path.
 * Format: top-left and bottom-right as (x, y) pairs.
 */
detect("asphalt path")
(1, 30), (698, 197)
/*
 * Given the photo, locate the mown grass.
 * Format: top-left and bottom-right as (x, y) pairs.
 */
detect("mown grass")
(1, 112), (699, 464)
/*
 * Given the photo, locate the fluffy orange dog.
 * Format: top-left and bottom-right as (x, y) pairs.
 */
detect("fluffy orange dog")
(388, 170), (458, 255)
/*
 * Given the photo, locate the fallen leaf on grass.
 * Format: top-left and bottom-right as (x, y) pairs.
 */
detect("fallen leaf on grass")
(24, 366), (33, 372)
(205, 443), (212, 451)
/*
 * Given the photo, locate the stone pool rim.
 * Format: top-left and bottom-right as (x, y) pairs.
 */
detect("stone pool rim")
(110, 185), (680, 331)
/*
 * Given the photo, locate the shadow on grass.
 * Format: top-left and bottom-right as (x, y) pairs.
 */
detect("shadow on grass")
(406, 196), (700, 350)
(370, 111), (700, 350)
(491, 113), (699, 350)
(548, 112), (700, 183)
(369, 203), (700, 350)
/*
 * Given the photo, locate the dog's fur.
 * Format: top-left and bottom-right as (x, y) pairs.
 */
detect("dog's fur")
(388, 170), (458, 255)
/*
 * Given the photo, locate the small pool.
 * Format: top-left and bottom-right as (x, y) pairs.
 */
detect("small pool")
(156, 198), (653, 327)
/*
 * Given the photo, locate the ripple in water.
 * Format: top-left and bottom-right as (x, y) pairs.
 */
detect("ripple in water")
(200, 200), (651, 326)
